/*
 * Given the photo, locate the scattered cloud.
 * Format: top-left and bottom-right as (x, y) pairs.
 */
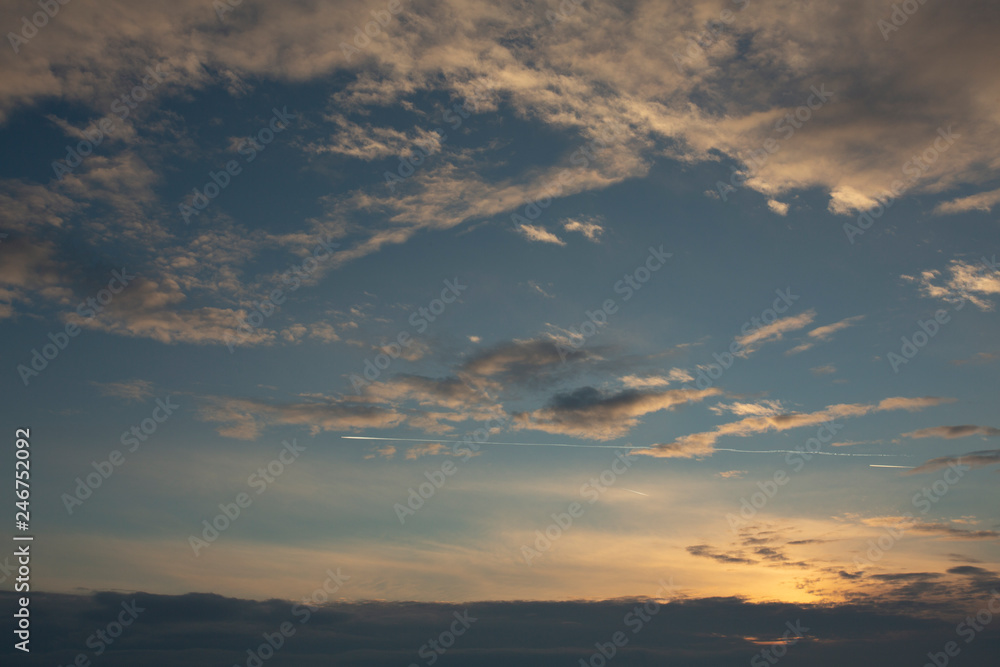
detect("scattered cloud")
(364, 445), (397, 460)
(405, 443), (450, 459)
(903, 258), (1000, 311)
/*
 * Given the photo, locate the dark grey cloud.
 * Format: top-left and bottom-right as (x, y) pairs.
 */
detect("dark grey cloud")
(7, 590), (1000, 667)
(513, 386), (720, 439)
(686, 544), (756, 565)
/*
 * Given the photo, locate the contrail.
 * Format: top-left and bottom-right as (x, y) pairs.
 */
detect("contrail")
(869, 464), (916, 469)
(621, 488), (650, 496)
(341, 436), (651, 450)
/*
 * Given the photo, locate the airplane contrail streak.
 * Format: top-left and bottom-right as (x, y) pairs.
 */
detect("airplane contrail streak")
(341, 436), (650, 449)
(622, 488), (650, 496)
(869, 464), (916, 469)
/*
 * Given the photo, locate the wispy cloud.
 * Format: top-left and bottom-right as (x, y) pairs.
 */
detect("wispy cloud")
(902, 425), (1000, 440)
(515, 224), (566, 246)
(736, 310), (816, 355)
(641, 396), (954, 459)
(92, 379), (154, 402)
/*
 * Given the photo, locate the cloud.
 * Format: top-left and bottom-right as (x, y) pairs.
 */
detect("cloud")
(909, 450), (1000, 474)
(2, 0), (1000, 240)
(903, 258), (1000, 311)
(808, 316), (865, 341)
(562, 217), (604, 241)
(716, 470), (748, 479)
(462, 338), (591, 379)
(405, 443), (450, 459)
(198, 395), (406, 440)
(364, 445), (397, 460)
(91, 379), (154, 402)
(951, 352), (999, 366)
(811, 365), (836, 376)
(935, 187), (1000, 214)
(736, 310), (816, 354)
(307, 115), (444, 161)
(309, 322), (341, 343)
(902, 425), (1000, 440)
(513, 386), (721, 440)
(766, 199), (789, 216)
(3, 0), (1000, 342)
(876, 396), (956, 412)
(13, 590), (1000, 666)
(525, 280), (555, 299)
(620, 374), (672, 389)
(908, 523), (1000, 540)
(641, 396), (953, 459)
(686, 544), (755, 564)
(363, 374), (496, 411)
(515, 224), (566, 246)
(709, 400), (788, 417)
(787, 315), (864, 354)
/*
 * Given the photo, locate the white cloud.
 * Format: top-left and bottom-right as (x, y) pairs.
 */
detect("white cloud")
(516, 224), (566, 246)
(766, 199), (789, 216)
(562, 217), (604, 241)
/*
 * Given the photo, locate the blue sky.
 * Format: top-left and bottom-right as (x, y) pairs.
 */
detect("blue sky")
(1, 0), (999, 617)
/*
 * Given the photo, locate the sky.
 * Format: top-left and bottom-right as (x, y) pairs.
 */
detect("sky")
(1, 0), (999, 663)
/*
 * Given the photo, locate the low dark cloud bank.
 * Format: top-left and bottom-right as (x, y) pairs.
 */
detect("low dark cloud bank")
(4, 591), (1000, 666)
